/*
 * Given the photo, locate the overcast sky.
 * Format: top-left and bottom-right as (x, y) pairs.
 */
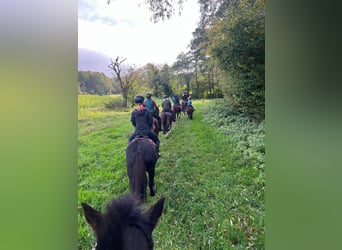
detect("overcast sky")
(78, 0), (201, 66)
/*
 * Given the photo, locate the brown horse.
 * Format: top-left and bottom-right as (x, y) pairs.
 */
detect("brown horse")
(160, 111), (173, 134)
(181, 100), (187, 115)
(151, 117), (159, 136)
(82, 193), (165, 250)
(173, 103), (182, 120)
(186, 106), (194, 120)
(126, 138), (158, 202)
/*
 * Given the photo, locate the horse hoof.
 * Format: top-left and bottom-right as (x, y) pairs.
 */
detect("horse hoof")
(150, 184), (156, 196)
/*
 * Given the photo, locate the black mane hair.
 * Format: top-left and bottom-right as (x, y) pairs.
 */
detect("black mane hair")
(82, 193), (165, 250)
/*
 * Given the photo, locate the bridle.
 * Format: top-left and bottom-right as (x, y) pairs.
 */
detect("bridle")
(91, 224), (154, 250)
(130, 223), (154, 250)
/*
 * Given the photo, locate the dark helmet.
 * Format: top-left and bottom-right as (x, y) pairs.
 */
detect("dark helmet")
(134, 95), (144, 104)
(163, 95), (168, 99)
(146, 93), (152, 98)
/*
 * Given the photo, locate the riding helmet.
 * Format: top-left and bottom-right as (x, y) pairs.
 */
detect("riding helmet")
(163, 95), (168, 99)
(146, 93), (152, 98)
(134, 94), (144, 104)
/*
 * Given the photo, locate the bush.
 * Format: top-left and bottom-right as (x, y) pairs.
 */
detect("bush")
(203, 99), (265, 170)
(104, 99), (124, 110)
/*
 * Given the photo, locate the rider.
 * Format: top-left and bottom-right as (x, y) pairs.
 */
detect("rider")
(181, 91), (189, 102)
(187, 96), (195, 110)
(161, 95), (172, 112)
(128, 94), (160, 157)
(144, 93), (162, 131)
(181, 91), (189, 110)
(172, 94), (180, 105)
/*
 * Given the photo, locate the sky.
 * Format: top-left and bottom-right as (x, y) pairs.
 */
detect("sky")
(78, 0), (201, 67)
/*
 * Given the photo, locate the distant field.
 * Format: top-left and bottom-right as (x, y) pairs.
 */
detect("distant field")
(78, 95), (264, 249)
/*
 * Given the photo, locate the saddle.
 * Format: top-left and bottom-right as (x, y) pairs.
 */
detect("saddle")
(131, 137), (157, 149)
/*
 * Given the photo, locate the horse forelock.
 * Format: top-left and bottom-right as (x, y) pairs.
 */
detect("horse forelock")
(104, 194), (153, 246)
(98, 195), (152, 249)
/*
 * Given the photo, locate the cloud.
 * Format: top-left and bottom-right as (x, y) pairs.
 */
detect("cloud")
(78, 0), (200, 66)
(78, 48), (112, 76)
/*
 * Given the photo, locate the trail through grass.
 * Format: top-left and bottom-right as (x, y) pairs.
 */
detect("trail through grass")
(78, 96), (264, 249)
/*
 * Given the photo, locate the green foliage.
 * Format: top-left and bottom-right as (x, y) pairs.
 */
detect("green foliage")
(78, 71), (119, 95)
(209, 0), (265, 120)
(202, 98), (265, 185)
(78, 95), (129, 127)
(104, 99), (125, 110)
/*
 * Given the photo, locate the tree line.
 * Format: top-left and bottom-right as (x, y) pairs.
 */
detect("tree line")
(84, 0), (265, 121)
(78, 71), (121, 95)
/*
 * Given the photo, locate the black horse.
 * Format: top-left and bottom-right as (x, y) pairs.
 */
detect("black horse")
(82, 193), (165, 250)
(126, 138), (158, 202)
(160, 111), (173, 134)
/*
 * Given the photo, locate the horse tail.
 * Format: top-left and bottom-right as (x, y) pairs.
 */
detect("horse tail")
(131, 151), (147, 201)
(162, 112), (167, 134)
(152, 117), (159, 136)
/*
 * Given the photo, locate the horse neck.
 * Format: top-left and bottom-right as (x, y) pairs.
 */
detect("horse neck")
(102, 196), (152, 250)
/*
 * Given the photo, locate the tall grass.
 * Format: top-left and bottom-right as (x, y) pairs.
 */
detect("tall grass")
(78, 96), (264, 249)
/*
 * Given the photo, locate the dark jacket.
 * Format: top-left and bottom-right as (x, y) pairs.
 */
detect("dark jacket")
(162, 99), (172, 112)
(131, 109), (153, 134)
(129, 109), (159, 151)
(181, 94), (188, 101)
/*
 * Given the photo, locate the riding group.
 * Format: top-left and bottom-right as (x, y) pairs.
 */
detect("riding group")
(82, 91), (195, 250)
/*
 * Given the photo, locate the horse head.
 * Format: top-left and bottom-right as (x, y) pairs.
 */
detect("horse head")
(82, 194), (165, 250)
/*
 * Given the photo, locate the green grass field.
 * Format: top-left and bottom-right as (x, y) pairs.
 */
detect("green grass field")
(78, 95), (264, 249)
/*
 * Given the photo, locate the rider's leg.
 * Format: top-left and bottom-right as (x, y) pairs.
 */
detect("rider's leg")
(128, 132), (136, 143)
(149, 132), (161, 157)
(154, 113), (162, 131)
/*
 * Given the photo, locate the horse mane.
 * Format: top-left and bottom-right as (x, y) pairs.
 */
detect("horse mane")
(105, 194), (149, 227)
(99, 194), (153, 247)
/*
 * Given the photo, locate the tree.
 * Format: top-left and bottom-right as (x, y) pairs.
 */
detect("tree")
(107, 0), (186, 22)
(173, 52), (193, 94)
(144, 63), (162, 97)
(211, 0), (265, 120)
(108, 57), (139, 107)
(160, 64), (173, 97)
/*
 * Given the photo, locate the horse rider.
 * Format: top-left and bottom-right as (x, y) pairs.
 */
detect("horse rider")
(161, 95), (172, 112)
(172, 94), (180, 105)
(128, 94), (161, 158)
(144, 93), (162, 131)
(181, 91), (189, 111)
(187, 95), (195, 111)
(181, 91), (189, 102)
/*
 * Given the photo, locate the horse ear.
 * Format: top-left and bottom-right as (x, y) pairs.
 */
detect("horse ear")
(82, 203), (103, 235)
(146, 197), (165, 228)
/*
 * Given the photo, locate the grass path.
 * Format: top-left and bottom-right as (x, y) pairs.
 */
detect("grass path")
(154, 107), (234, 249)
(78, 98), (264, 249)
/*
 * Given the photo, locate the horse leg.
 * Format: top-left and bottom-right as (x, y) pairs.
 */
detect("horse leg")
(147, 165), (155, 197)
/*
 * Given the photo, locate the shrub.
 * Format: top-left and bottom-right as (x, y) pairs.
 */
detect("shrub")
(104, 99), (124, 110)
